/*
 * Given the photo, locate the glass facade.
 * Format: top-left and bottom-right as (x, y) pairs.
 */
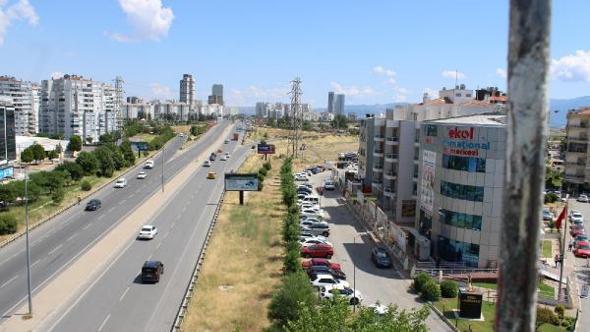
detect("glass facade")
(439, 209), (482, 230)
(437, 236), (480, 267)
(442, 154), (486, 173)
(440, 181), (484, 202)
(0, 107), (16, 161)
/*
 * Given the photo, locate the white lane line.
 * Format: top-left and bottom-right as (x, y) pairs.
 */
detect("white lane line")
(156, 242), (162, 250)
(31, 259), (42, 268)
(66, 233), (78, 242)
(118, 200), (126, 206)
(119, 287), (130, 302)
(0, 275), (18, 288)
(97, 314), (111, 332)
(82, 223), (91, 230)
(47, 244), (63, 256)
(147, 254), (153, 260)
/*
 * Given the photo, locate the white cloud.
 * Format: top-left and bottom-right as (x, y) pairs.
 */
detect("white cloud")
(50, 71), (64, 79)
(150, 83), (173, 99)
(372, 65), (396, 84)
(110, 0), (174, 42)
(330, 82), (375, 96)
(495, 68), (507, 79)
(551, 50), (590, 82)
(0, 0), (38, 45)
(441, 70), (466, 80)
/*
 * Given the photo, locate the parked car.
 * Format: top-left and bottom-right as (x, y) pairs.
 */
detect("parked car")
(85, 199), (102, 211)
(301, 243), (333, 258)
(578, 195), (589, 203)
(141, 260), (164, 283)
(298, 183), (313, 190)
(203, 160), (211, 167)
(371, 246), (392, 268)
(298, 195), (320, 205)
(570, 211), (584, 223)
(300, 204), (321, 212)
(297, 188), (313, 195)
(114, 177), (127, 188)
(574, 234), (589, 247)
(137, 171), (147, 179)
(138, 225), (158, 240)
(300, 231), (328, 241)
(574, 241), (590, 258)
(300, 220), (329, 228)
(324, 180), (336, 191)
(542, 210), (554, 221)
(300, 217), (324, 225)
(320, 284), (363, 305)
(301, 258), (341, 271)
(294, 173), (308, 181)
(306, 265), (346, 280)
(310, 273), (349, 290)
(306, 223), (330, 237)
(299, 236), (333, 248)
(571, 225), (585, 237)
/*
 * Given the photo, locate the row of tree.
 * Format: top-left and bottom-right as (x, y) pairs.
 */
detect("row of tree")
(20, 143), (62, 164)
(265, 115), (349, 131)
(267, 158), (429, 331)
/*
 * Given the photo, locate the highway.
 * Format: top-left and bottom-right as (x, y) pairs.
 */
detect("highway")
(0, 120), (234, 322)
(46, 130), (251, 331)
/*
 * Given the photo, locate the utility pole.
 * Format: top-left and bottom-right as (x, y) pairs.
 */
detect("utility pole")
(288, 78), (303, 158)
(161, 147), (165, 192)
(24, 165), (32, 315)
(114, 76), (125, 138)
(496, 1), (551, 331)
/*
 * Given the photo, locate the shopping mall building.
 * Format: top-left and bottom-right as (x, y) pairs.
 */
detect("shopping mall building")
(416, 114), (506, 268)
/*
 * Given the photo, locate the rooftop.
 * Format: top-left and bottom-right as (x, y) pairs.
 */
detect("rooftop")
(427, 113), (506, 126)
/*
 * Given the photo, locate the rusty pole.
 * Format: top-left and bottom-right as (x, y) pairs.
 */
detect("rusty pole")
(497, 1), (551, 331)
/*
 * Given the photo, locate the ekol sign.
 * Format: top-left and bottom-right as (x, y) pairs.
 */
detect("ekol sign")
(448, 127), (474, 140)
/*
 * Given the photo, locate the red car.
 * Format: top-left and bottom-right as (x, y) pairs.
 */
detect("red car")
(300, 244), (333, 259)
(571, 225), (585, 237)
(574, 241), (590, 258)
(302, 258), (342, 271)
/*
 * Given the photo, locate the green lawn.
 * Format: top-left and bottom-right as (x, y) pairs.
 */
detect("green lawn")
(473, 281), (554, 298)
(542, 240), (553, 258)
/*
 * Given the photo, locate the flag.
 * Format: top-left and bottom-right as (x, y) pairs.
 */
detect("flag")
(555, 205), (567, 230)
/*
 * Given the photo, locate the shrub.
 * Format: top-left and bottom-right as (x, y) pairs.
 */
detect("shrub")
(0, 214), (18, 235)
(413, 272), (432, 293)
(284, 244), (301, 274)
(536, 307), (559, 326)
(544, 193), (558, 204)
(80, 180), (92, 191)
(259, 167), (268, 177)
(440, 280), (459, 298)
(263, 161), (272, 170)
(420, 279), (441, 302)
(268, 271), (316, 327)
(51, 189), (65, 204)
(554, 304), (565, 319)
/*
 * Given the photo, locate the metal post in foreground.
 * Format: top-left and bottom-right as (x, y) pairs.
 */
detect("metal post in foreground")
(353, 236), (357, 313)
(24, 165), (33, 315)
(496, 1), (551, 331)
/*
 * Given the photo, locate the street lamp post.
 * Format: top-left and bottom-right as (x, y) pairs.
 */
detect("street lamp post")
(161, 146), (165, 193)
(24, 165), (33, 315)
(353, 236), (357, 313)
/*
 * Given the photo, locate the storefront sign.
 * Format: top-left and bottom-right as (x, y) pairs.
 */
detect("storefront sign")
(443, 127), (490, 157)
(257, 144), (275, 155)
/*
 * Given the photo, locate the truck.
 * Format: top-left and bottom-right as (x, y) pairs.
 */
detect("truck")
(232, 133), (239, 141)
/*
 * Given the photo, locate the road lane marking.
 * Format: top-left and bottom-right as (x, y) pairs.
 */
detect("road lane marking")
(47, 244), (63, 256)
(31, 259), (42, 268)
(82, 223), (91, 230)
(107, 207), (115, 212)
(97, 215), (104, 220)
(1, 275), (18, 288)
(66, 233), (78, 242)
(147, 254), (153, 260)
(156, 242), (162, 250)
(98, 314), (111, 332)
(119, 287), (130, 302)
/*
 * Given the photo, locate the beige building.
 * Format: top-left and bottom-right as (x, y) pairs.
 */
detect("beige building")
(564, 108), (590, 191)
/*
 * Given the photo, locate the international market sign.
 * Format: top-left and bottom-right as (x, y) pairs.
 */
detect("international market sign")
(443, 127), (490, 157)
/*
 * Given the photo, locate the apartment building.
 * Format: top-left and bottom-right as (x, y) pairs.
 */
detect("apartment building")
(0, 76), (39, 135)
(0, 98), (17, 177)
(564, 108), (590, 192)
(416, 114), (506, 268)
(179, 74), (195, 106)
(153, 101), (191, 121)
(40, 75), (118, 142)
(122, 102), (154, 120)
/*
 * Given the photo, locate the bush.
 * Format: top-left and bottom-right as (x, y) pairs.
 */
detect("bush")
(259, 167), (268, 177)
(413, 272), (432, 293)
(263, 161), (272, 171)
(268, 271), (316, 327)
(51, 189), (65, 204)
(536, 307), (559, 326)
(80, 180), (92, 191)
(440, 280), (459, 298)
(420, 279), (441, 302)
(554, 304), (565, 319)
(0, 214), (18, 235)
(544, 193), (559, 204)
(284, 243), (301, 274)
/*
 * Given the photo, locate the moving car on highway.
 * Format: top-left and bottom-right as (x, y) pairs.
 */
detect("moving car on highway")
(85, 199), (102, 211)
(144, 159), (154, 169)
(141, 260), (164, 283)
(137, 171), (147, 179)
(114, 177), (127, 188)
(207, 171), (217, 179)
(137, 225), (158, 240)
(203, 160), (211, 167)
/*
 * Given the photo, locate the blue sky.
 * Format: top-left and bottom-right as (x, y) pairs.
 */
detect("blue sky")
(1, 0), (589, 107)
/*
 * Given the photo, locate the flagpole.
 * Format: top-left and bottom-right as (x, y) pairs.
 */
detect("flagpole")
(557, 201), (568, 303)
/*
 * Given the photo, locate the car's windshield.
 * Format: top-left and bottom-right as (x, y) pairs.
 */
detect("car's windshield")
(141, 227), (152, 232)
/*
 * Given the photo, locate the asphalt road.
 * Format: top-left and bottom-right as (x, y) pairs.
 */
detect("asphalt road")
(45, 132), (252, 331)
(308, 172), (451, 331)
(0, 120), (233, 321)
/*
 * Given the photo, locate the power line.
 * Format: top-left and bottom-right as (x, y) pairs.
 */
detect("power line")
(288, 77), (303, 158)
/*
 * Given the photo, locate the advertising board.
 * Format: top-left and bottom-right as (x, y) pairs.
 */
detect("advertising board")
(257, 144), (276, 155)
(224, 173), (259, 191)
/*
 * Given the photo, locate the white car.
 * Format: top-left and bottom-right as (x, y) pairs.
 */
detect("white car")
(570, 211), (584, 223)
(578, 195), (589, 203)
(301, 208), (325, 217)
(203, 160), (211, 167)
(137, 171), (147, 179)
(300, 204), (321, 212)
(320, 284), (363, 305)
(300, 219), (329, 228)
(114, 178), (127, 188)
(310, 273), (350, 291)
(144, 160), (154, 169)
(324, 181), (336, 191)
(224, 152), (231, 159)
(138, 225), (158, 240)
(294, 173), (308, 181)
(220, 155), (228, 161)
(299, 237), (333, 248)
(298, 183), (313, 190)
(300, 215), (323, 222)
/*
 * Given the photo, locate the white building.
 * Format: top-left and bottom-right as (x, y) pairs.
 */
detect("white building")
(40, 74), (119, 143)
(179, 74), (195, 106)
(153, 101), (191, 121)
(0, 76), (39, 135)
(122, 102), (154, 120)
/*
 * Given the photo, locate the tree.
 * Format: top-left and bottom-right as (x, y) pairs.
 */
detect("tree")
(119, 140), (136, 166)
(302, 120), (312, 131)
(99, 132), (116, 144)
(30, 143), (46, 163)
(94, 147), (115, 177)
(76, 152), (99, 175)
(268, 271), (317, 327)
(20, 148), (34, 163)
(331, 114), (348, 129)
(420, 279), (441, 301)
(47, 149), (59, 163)
(56, 161), (84, 181)
(0, 214), (18, 235)
(0, 185), (16, 205)
(67, 135), (82, 152)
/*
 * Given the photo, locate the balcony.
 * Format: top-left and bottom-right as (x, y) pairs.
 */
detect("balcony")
(373, 165), (384, 173)
(384, 171), (397, 179)
(373, 149), (384, 157)
(386, 136), (400, 145)
(384, 187), (396, 198)
(372, 180), (383, 189)
(374, 134), (385, 142)
(385, 153), (399, 162)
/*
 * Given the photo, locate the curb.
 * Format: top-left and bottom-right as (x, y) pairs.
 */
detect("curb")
(0, 139), (174, 250)
(427, 302), (460, 332)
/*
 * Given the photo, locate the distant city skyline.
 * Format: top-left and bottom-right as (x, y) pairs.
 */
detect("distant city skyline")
(0, 1), (589, 106)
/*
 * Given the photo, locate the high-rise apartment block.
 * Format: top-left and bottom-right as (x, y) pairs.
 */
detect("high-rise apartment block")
(564, 108), (590, 191)
(334, 94), (345, 115)
(40, 75), (118, 142)
(0, 76), (39, 135)
(0, 98), (17, 164)
(208, 84), (224, 105)
(179, 74), (195, 106)
(327, 91), (334, 113)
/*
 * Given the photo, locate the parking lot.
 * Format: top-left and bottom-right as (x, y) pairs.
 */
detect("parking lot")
(305, 170), (450, 331)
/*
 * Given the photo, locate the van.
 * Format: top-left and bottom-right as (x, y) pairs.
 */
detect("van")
(141, 261), (164, 283)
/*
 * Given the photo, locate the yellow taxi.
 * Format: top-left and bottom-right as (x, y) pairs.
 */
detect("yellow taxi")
(207, 171), (217, 179)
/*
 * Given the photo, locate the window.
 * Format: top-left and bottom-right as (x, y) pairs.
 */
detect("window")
(440, 181), (484, 202)
(425, 124), (438, 137)
(437, 236), (480, 267)
(442, 154), (486, 172)
(439, 209), (482, 230)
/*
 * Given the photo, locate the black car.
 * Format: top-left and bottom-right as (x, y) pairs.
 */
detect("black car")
(209, 153), (217, 161)
(85, 199), (102, 211)
(371, 246), (392, 268)
(141, 260), (164, 283)
(306, 265), (346, 280)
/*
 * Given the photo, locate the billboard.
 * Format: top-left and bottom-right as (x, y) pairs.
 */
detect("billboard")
(419, 150), (436, 216)
(0, 166), (14, 180)
(257, 144), (276, 155)
(224, 173), (259, 191)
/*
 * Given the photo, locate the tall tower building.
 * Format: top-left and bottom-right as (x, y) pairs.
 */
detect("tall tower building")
(334, 94), (345, 115)
(208, 84), (224, 105)
(0, 98), (17, 163)
(179, 74), (195, 106)
(327, 91), (335, 113)
(0, 76), (38, 135)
